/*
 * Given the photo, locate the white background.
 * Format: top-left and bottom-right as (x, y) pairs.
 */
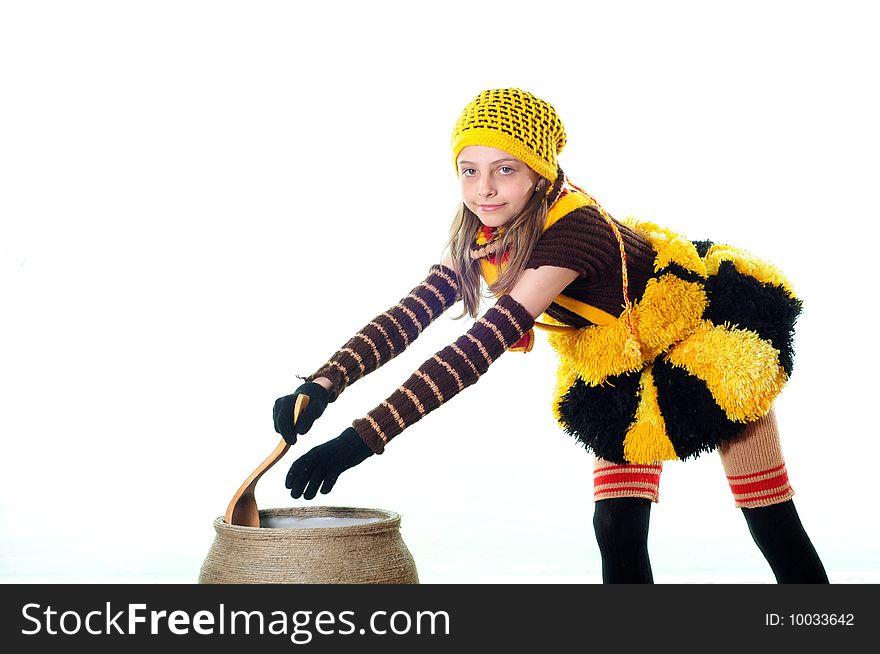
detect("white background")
(1, 0), (878, 583)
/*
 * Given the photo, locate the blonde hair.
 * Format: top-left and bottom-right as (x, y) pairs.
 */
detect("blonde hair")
(445, 176), (551, 319)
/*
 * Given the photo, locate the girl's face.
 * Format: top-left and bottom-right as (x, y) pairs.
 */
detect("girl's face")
(457, 145), (540, 228)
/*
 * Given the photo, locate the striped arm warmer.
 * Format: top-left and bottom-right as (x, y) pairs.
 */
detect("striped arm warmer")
(352, 294), (535, 454)
(305, 265), (460, 401)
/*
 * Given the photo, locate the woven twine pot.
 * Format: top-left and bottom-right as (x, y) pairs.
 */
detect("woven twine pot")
(199, 506), (419, 584)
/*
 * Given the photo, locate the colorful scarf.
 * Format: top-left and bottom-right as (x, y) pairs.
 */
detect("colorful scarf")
(470, 224), (534, 352)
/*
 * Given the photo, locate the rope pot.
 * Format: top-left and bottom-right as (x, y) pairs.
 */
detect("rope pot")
(199, 506), (419, 584)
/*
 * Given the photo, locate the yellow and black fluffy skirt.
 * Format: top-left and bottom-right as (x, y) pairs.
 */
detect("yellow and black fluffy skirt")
(549, 219), (802, 465)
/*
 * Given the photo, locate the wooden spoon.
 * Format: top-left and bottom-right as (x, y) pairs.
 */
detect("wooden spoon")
(225, 394), (309, 527)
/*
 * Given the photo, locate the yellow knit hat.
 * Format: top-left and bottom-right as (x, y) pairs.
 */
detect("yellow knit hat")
(451, 88), (566, 183)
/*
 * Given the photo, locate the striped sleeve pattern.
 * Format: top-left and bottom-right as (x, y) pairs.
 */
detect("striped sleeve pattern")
(306, 265), (460, 402)
(352, 294), (535, 454)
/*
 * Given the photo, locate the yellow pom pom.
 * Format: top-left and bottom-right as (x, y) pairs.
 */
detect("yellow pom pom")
(623, 334), (642, 363)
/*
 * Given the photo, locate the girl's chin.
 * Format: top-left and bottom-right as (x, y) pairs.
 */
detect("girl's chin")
(478, 215), (512, 228)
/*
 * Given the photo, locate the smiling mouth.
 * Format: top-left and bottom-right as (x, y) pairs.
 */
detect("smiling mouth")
(478, 204), (505, 211)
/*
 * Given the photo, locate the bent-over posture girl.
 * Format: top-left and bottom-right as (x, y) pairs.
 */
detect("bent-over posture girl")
(272, 88), (828, 583)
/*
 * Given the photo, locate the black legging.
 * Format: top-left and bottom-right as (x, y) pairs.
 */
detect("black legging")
(593, 497), (654, 583)
(593, 497), (828, 583)
(741, 500), (828, 583)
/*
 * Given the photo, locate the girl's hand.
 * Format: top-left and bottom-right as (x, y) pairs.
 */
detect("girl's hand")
(285, 428), (374, 499)
(272, 381), (330, 444)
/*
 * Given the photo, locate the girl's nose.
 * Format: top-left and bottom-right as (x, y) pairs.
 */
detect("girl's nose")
(478, 178), (496, 198)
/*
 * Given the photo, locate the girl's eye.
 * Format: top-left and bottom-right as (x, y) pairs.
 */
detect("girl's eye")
(499, 166), (515, 174)
(461, 168), (477, 177)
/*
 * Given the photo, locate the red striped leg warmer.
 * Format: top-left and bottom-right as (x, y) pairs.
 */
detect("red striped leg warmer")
(593, 458), (662, 503)
(718, 408), (795, 508)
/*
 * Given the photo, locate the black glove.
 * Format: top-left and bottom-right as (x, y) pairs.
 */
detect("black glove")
(286, 427), (374, 500)
(273, 381), (329, 445)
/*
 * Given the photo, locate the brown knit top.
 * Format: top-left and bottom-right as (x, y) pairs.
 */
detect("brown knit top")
(525, 204), (656, 327)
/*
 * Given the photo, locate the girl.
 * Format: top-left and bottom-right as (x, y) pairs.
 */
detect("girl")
(272, 88), (828, 584)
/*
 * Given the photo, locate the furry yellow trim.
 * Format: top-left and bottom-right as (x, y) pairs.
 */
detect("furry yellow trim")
(632, 273), (707, 359)
(665, 320), (787, 422)
(547, 318), (644, 386)
(546, 272), (706, 386)
(623, 366), (678, 464)
(621, 217), (707, 276)
(703, 244), (797, 297)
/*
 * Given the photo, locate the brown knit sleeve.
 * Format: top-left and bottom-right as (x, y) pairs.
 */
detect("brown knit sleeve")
(352, 294), (534, 454)
(304, 264), (461, 401)
(526, 205), (654, 283)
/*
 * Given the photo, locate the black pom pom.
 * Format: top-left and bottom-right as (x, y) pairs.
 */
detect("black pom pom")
(556, 371), (641, 464)
(703, 260), (802, 376)
(652, 358), (744, 460)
